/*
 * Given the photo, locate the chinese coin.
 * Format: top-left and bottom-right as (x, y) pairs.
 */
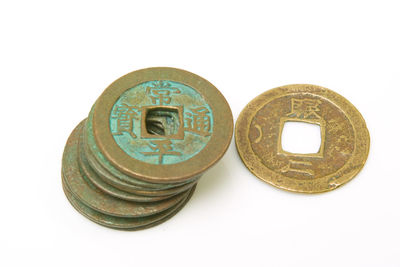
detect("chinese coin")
(235, 84), (369, 193)
(62, 67), (233, 230)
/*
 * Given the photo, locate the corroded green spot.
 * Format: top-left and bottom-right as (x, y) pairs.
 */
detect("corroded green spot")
(110, 80), (213, 165)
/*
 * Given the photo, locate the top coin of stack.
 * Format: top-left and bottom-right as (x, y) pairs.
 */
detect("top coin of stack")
(62, 67), (234, 230)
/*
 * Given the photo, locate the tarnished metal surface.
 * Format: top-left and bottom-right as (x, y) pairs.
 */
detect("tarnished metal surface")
(62, 67), (233, 230)
(62, 122), (190, 218)
(92, 68), (233, 183)
(62, 180), (196, 230)
(235, 84), (369, 193)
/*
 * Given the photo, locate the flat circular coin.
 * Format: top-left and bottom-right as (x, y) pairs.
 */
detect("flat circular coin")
(92, 67), (233, 183)
(85, 109), (196, 190)
(235, 84), (370, 193)
(83, 122), (198, 197)
(63, 180), (196, 230)
(78, 140), (173, 202)
(78, 118), (191, 201)
(62, 121), (191, 218)
(61, 67), (233, 230)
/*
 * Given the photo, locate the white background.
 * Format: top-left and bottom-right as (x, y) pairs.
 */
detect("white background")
(1, 1), (399, 266)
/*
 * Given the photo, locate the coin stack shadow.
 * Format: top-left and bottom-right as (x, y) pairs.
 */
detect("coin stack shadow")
(62, 114), (199, 230)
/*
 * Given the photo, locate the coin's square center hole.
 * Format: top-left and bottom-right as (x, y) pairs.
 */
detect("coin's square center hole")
(145, 107), (180, 136)
(281, 121), (322, 154)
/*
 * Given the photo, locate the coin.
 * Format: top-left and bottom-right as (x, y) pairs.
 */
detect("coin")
(63, 180), (196, 230)
(62, 121), (191, 218)
(79, 118), (195, 200)
(78, 138), (173, 202)
(83, 116), (198, 197)
(62, 67), (233, 229)
(235, 84), (370, 193)
(92, 67), (233, 183)
(84, 108), (196, 191)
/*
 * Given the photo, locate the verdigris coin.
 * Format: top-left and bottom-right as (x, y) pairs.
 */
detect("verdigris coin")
(61, 67), (233, 230)
(62, 121), (191, 218)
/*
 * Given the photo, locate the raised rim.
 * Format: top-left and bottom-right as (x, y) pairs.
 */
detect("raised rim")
(235, 84), (370, 193)
(92, 67), (233, 183)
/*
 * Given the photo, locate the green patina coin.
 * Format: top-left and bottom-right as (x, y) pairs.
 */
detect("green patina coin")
(84, 110), (198, 196)
(110, 80), (214, 165)
(62, 121), (191, 218)
(92, 67), (233, 183)
(61, 67), (233, 230)
(78, 133), (175, 202)
(63, 180), (196, 230)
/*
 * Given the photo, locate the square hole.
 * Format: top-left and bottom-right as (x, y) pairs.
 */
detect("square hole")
(146, 107), (180, 136)
(141, 106), (184, 140)
(281, 121), (322, 154)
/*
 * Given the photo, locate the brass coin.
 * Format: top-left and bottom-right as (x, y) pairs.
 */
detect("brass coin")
(62, 121), (191, 218)
(235, 84), (370, 193)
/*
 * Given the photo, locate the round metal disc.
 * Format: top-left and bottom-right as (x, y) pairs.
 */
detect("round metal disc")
(84, 111), (199, 196)
(92, 67), (233, 183)
(63, 180), (196, 230)
(78, 139), (174, 202)
(62, 121), (193, 218)
(235, 84), (370, 193)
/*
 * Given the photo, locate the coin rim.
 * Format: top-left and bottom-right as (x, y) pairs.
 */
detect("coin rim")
(63, 179), (196, 230)
(84, 115), (199, 196)
(235, 84), (370, 193)
(62, 120), (191, 218)
(92, 67), (233, 183)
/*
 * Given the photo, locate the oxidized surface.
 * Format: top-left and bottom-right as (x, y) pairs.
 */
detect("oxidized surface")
(62, 121), (190, 218)
(235, 84), (369, 193)
(62, 67), (233, 230)
(110, 80), (214, 165)
(62, 179), (196, 230)
(92, 68), (233, 183)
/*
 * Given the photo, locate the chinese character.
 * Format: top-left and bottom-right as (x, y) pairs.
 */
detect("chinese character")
(141, 140), (181, 164)
(146, 81), (181, 105)
(184, 107), (212, 137)
(280, 160), (314, 176)
(112, 103), (139, 138)
(287, 98), (322, 119)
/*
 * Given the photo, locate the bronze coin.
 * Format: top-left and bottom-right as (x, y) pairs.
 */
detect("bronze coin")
(78, 138), (174, 202)
(78, 118), (193, 200)
(84, 109), (200, 196)
(83, 139), (198, 197)
(84, 111), (186, 190)
(92, 67), (233, 183)
(63, 180), (196, 230)
(62, 67), (233, 229)
(62, 121), (192, 218)
(235, 84), (370, 193)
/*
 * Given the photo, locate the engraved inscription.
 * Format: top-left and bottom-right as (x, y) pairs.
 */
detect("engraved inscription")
(111, 103), (139, 138)
(280, 160), (314, 176)
(141, 140), (182, 165)
(184, 107), (212, 137)
(250, 94), (355, 180)
(278, 98), (326, 160)
(287, 98), (322, 119)
(254, 124), (263, 144)
(146, 81), (181, 105)
(110, 80), (214, 165)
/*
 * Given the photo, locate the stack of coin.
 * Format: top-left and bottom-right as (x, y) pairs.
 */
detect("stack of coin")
(62, 67), (233, 230)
